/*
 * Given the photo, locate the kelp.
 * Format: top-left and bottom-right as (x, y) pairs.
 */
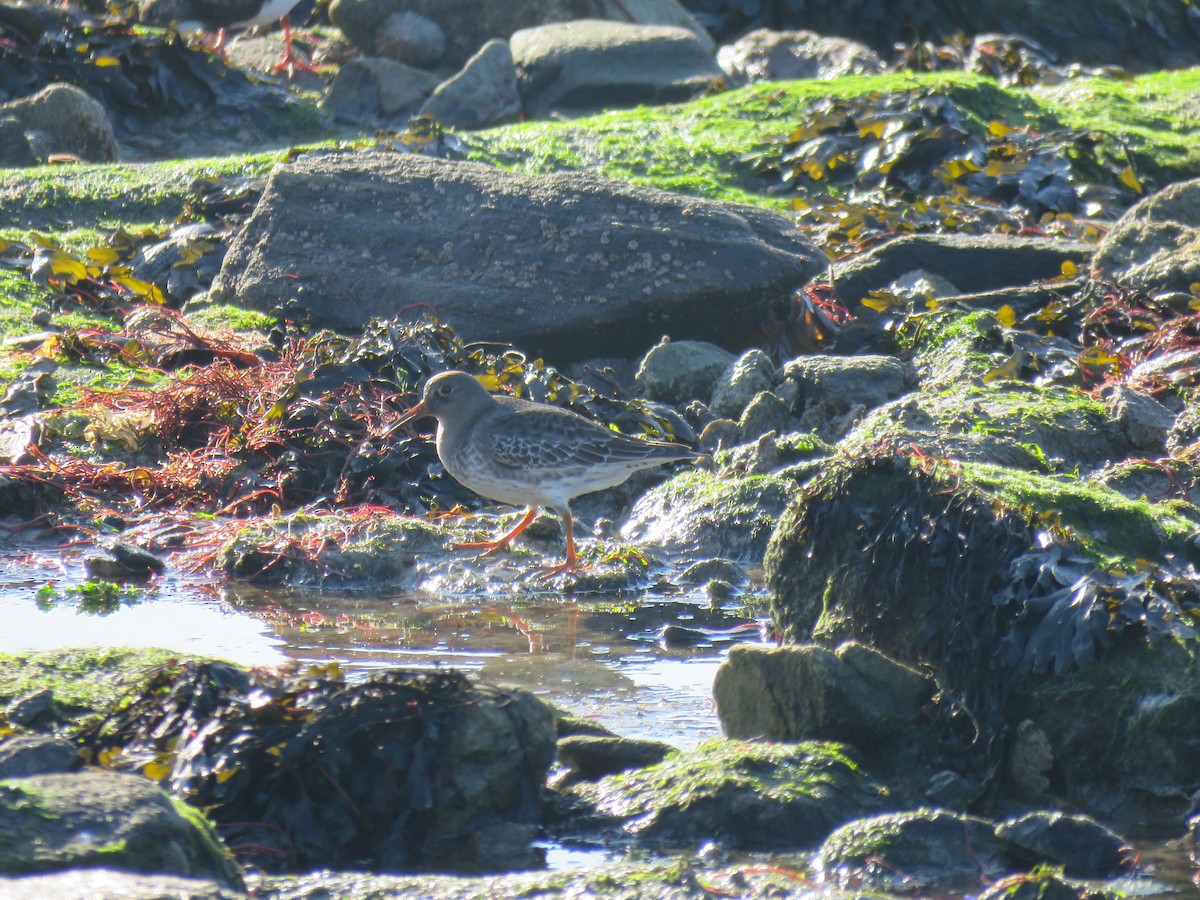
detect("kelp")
(0, 1), (293, 135)
(768, 450), (1200, 785)
(742, 89), (1138, 258)
(80, 660), (545, 871)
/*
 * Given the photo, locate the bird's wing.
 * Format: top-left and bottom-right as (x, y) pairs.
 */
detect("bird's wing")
(487, 406), (693, 470)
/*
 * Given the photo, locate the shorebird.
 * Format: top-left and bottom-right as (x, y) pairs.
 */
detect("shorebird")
(397, 371), (702, 577)
(138, 0), (319, 76)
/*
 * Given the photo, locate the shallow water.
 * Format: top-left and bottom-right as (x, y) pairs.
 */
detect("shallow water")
(0, 547), (754, 749)
(3, 547), (1196, 894)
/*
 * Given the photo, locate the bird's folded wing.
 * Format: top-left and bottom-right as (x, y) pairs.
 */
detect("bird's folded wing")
(488, 409), (677, 469)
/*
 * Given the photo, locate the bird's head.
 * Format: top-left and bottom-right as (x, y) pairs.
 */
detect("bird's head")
(395, 371), (494, 429)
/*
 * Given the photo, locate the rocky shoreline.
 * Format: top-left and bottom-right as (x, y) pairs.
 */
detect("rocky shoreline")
(3, 0), (1200, 897)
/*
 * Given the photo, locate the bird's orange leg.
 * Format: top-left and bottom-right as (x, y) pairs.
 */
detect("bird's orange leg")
(268, 16), (321, 76)
(535, 511), (588, 580)
(456, 507), (538, 557)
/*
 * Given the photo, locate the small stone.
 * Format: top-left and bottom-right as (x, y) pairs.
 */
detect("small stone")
(4, 688), (56, 727)
(375, 10), (446, 68)
(636, 338), (735, 405)
(420, 39), (521, 129)
(739, 390), (791, 443)
(710, 349), (775, 419)
(0, 732), (79, 778)
(698, 418), (739, 454)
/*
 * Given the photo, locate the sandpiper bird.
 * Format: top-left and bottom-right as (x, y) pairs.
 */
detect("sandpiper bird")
(138, 0), (319, 75)
(398, 371), (702, 576)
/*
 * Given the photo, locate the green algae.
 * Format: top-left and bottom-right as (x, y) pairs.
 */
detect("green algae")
(464, 70), (1200, 209)
(0, 647), (180, 727)
(0, 152), (281, 232)
(963, 460), (1200, 563)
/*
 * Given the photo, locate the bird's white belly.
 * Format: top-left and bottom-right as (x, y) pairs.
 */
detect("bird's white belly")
(240, 0), (297, 27)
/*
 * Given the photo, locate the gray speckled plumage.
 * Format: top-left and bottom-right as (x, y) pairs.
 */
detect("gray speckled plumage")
(404, 370), (701, 571)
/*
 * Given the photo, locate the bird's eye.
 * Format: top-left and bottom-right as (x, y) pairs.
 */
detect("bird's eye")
(437, 383), (454, 397)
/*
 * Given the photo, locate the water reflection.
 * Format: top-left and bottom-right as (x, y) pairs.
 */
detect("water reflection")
(1, 549), (762, 749)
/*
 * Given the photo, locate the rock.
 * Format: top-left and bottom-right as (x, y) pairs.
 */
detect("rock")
(83, 540), (166, 581)
(995, 810), (1128, 877)
(713, 643), (933, 754)
(1168, 402), (1200, 456)
(557, 735), (676, 781)
(217, 514), (445, 586)
(330, 0), (712, 70)
(572, 739), (886, 850)
(0, 869), (243, 900)
(717, 28), (884, 83)
(887, 268), (961, 304)
(738, 392), (792, 443)
(709, 349), (775, 419)
(321, 56), (441, 121)
(3, 690), (56, 728)
(818, 810), (1012, 888)
(687, 0), (1200, 71)
(0, 734), (77, 779)
(622, 468), (794, 561)
(782, 354), (910, 420)
(698, 417), (739, 454)
(1093, 177), (1200, 294)
(375, 10), (446, 67)
(0, 116), (34, 167)
(213, 154), (827, 362)
(721, 430), (778, 476)
(977, 869), (1084, 900)
(0, 83), (117, 163)
(511, 20), (723, 118)
(419, 39), (520, 129)
(0, 771), (243, 888)
(635, 339), (735, 405)
(1104, 385), (1174, 452)
(832, 234), (1091, 302)
(0, 414), (40, 466)
(678, 557), (748, 586)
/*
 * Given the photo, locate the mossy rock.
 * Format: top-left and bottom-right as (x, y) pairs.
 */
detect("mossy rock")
(816, 809), (1011, 890)
(0, 770), (242, 888)
(571, 738), (887, 851)
(216, 513), (448, 586)
(0, 647), (181, 730)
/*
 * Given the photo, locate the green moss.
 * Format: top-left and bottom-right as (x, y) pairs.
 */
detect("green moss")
(963, 461), (1200, 562)
(184, 303), (276, 334)
(0, 152), (282, 231)
(595, 738), (861, 815)
(463, 70), (1200, 209)
(0, 647), (180, 726)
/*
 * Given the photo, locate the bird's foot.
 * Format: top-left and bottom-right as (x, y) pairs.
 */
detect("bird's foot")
(454, 539), (512, 558)
(532, 560), (590, 583)
(268, 52), (321, 76)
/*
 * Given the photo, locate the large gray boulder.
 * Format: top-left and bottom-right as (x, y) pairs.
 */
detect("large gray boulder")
(511, 20), (723, 117)
(213, 154), (827, 361)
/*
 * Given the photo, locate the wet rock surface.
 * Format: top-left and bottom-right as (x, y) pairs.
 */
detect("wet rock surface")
(0, 770), (244, 888)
